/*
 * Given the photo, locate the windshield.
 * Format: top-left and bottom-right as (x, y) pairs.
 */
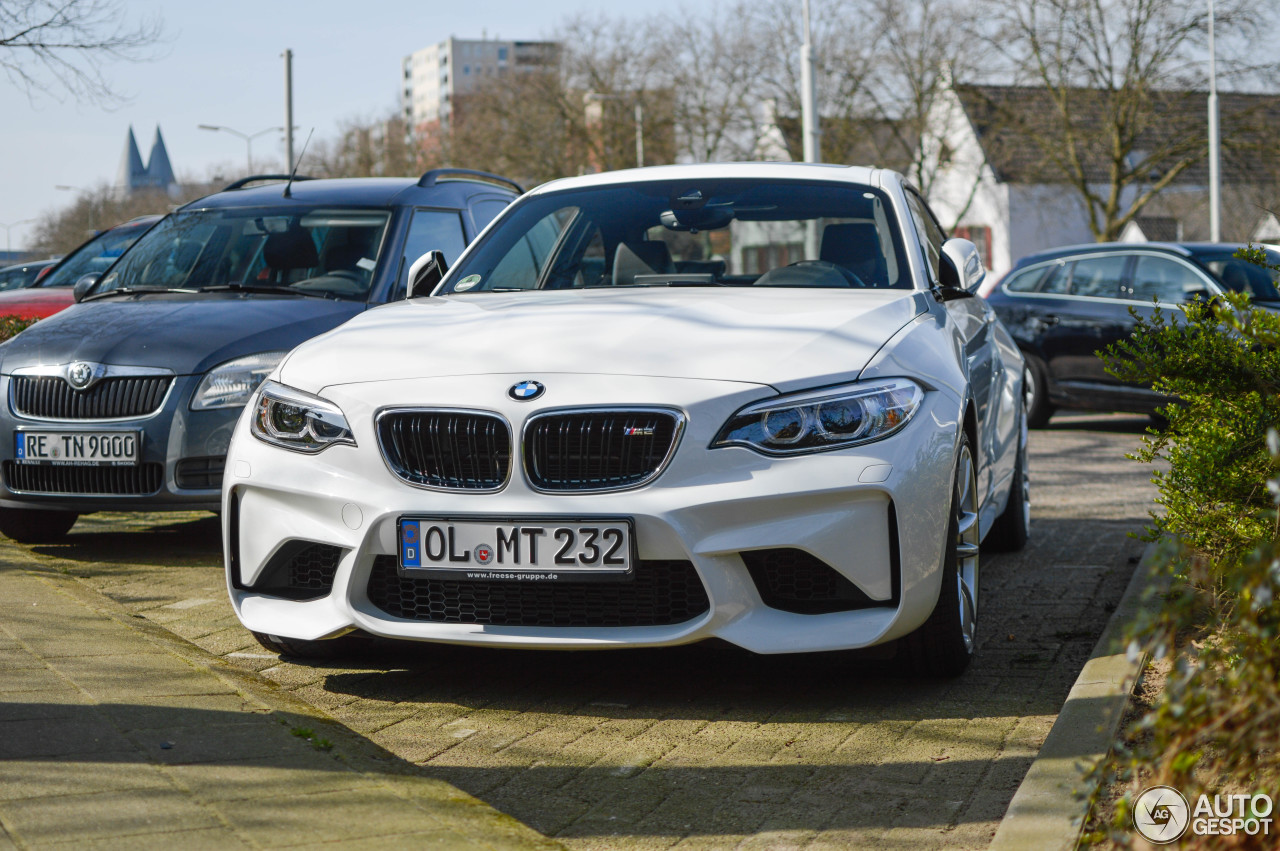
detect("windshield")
(1191, 248), (1280, 301)
(95, 206), (391, 301)
(41, 222), (152, 288)
(438, 180), (910, 294)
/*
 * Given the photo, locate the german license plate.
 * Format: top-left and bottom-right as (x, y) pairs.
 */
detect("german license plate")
(14, 431), (141, 466)
(397, 517), (633, 580)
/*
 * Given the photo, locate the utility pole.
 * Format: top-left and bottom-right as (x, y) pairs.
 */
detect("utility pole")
(284, 48), (295, 171)
(801, 0), (821, 258)
(635, 102), (645, 167)
(800, 0), (820, 164)
(1207, 0), (1221, 242)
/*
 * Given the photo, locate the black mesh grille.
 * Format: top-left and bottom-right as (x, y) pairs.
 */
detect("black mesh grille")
(741, 548), (883, 614)
(11, 376), (171, 420)
(524, 411), (678, 491)
(175, 456), (225, 490)
(3, 461), (163, 496)
(378, 411), (510, 490)
(252, 542), (342, 601)
(366, 555), (709, 626)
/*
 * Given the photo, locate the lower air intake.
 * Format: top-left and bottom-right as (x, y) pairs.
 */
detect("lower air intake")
(741, 548), (882, 614)
(366, 555), (709, 626)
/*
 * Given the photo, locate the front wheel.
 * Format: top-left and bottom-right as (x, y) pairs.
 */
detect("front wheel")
(901, 436), (980, 677)
(0, 508), (79, 543)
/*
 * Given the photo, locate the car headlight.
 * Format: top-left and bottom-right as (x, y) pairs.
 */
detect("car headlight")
(250, 380), (356, 453)
(191, 351), (287, 410)
(712, 378), (923, 455)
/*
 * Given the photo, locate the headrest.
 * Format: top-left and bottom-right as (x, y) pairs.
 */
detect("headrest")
(263, 227), (319, 270)
(613, 240), (675, 286)
(820, 222), (887, 285)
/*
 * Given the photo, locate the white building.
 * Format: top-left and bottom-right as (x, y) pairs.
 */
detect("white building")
(401, 38), (558, 132)
(919, 84), (1280, 278)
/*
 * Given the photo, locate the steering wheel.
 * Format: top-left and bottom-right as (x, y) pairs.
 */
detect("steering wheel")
(787, 260), (869, 288)
(294, 269), (366, 294)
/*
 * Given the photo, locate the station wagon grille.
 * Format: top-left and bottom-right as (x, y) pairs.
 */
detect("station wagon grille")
(377, 410), (511, 491)
(524, 411), (680, 491)
(2, 461), (164, 496)
(10, 375), (171, 420)
(366, 555), (709, 626)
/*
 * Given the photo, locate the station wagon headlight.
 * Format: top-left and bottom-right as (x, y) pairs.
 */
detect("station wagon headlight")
(713, 379), (923, 455)
(250, 380), (356, 453)
(191, 351), (287, 410)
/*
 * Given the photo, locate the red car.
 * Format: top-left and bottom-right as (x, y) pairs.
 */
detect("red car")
(0, 216), (161, 319)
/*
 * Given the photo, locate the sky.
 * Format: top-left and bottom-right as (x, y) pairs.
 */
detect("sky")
(0, 0), (697, 252)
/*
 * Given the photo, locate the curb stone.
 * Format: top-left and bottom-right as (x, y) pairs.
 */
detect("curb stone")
(989, 539), (1172, 851)
(15, 564), (565, 851)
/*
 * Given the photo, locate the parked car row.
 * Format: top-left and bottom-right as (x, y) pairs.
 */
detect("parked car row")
(0, 259), (58, 292)
(11, 162), (1272, 672)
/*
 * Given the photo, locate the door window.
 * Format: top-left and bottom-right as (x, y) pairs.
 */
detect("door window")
(471, 198), (510, 232)
(397, 209), (467, 296)
(905, 191), (946, 282)
(1067, 255), (1126, 298)
(1129, 255), (1210, 303)
(1003, 265), (1050, 293)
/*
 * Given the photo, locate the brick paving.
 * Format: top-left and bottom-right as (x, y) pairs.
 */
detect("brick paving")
(1, 412), (1161, 849)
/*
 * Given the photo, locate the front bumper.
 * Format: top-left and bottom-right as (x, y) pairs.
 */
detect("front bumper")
(225, 373), (964, 654)
(0, 373), (241, 513)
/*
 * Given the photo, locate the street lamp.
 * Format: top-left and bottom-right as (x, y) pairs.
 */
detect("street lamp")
(54, 184), (97, 233)
(583, 92), (644, 168)
(198, 124), (283, 174)
(0, 218), (35, 258)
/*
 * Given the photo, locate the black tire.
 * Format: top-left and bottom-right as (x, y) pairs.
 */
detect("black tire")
(0, 508), (79, 543)
(985, 412), (1030, 552)
(251, 631), (367, 660)
(1023, 356), (1055, 428)
(901, 436), (979, 677)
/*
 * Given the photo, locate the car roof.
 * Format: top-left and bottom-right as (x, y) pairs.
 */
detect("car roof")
(180, 175), (517, 212)
(528, 162), (884, 195)
(0, 258), (56, 273)
(1012, 241), (1262, 270)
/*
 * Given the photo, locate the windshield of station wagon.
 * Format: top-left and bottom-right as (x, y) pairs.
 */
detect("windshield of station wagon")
(94, 206), (391, 301)
(438, 180), (910, 294)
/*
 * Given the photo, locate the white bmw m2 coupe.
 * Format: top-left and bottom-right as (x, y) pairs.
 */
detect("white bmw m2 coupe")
(224, 163), (1029, 676)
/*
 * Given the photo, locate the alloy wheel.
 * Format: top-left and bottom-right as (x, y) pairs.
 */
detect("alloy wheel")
(954, 444), (980, 653)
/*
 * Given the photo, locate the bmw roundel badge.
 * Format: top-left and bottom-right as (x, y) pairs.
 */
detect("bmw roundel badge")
(509, 380), (545, 401)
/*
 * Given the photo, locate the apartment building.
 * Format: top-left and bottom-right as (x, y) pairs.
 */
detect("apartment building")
(401, 38), (558, 132)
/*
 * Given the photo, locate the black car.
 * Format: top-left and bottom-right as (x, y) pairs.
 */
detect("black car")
(0, 259), (58, 292)
(0, 169), (520, 542)
(985, 242), (1280, 426)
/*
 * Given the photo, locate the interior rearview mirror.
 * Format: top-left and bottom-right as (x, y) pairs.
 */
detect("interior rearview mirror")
(406, 250), (448, 299)
(940, 238), (986, 295)
(72, 274), (100, 303)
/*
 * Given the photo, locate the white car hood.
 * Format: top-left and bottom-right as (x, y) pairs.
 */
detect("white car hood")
(281, 287), (929, 393)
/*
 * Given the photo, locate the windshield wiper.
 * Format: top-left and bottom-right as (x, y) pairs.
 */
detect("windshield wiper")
(199, 284), (338, 300)
(82, 286), (200, 302)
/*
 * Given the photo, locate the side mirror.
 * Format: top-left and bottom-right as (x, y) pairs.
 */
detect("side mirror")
(940, 238), (986, 295)
(72, 274), (99, 303)
(406, 250), (448, 299)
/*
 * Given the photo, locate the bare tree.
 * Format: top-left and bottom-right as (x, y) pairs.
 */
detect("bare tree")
(980, 0), (1280, 241)
(0, 0), (164, 104)
(311, 113), (421, 179)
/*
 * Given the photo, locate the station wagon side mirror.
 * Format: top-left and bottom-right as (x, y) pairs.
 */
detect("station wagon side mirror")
(72, 274), (100, 303)
(406, 250), (448, 299)
(940, 238), (986, 296)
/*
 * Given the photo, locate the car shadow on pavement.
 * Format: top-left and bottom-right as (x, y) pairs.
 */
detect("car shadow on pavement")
(25, 513), (221, 567)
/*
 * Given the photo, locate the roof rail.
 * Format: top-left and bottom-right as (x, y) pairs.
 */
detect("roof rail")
(416, 168), (524, 194)
(221, 174), (316, 192)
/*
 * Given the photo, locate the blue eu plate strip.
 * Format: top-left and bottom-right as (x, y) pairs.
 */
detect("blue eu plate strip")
(14, 434), (23, 459)
(401, 520), (421, 567)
